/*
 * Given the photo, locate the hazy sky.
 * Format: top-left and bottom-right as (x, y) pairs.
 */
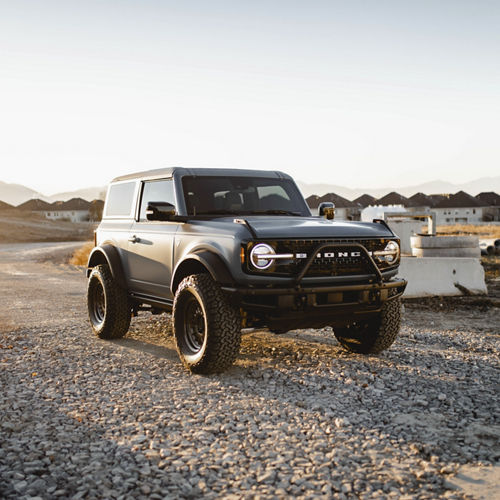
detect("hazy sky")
(1, 0), (499, 195)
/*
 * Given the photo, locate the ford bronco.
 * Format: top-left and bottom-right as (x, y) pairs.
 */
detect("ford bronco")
(86, 168), (407, 373)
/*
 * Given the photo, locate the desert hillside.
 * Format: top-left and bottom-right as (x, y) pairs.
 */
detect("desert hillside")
(0, 210), (96, 243)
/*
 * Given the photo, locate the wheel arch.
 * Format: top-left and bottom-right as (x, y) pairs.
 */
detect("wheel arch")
(171, 250), (234, 294)
(86, 244), (127, 289)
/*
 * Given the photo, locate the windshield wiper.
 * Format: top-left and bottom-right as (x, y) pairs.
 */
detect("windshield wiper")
(249, 209), (302, 216)
(194, 209), (240, 215)
(193, 209), (303, 216)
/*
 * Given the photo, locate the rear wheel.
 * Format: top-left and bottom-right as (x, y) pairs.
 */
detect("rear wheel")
(334, 297), (401, 354)
(87, 264), (131, 339)
(173, 274), (241, 374)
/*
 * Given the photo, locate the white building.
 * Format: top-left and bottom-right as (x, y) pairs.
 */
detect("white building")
(433, 191), (483, 225)
(44, 209), (89, 222)
(44, 198), (90, 222)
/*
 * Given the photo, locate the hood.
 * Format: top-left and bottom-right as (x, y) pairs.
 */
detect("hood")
(242, 216), (395, 239)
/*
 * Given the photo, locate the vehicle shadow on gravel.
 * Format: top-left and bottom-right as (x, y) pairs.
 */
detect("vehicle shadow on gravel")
(109, 317), (499, 470)
(110, 337), (179, 361)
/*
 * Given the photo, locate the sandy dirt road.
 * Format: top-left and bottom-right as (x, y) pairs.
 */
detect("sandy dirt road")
(0, 243), (498, 499)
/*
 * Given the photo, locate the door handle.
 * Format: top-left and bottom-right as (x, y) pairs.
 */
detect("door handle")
(128, 235), (139, 243)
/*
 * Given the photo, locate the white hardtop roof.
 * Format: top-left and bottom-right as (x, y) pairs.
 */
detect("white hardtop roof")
(111, 167), (290, 183)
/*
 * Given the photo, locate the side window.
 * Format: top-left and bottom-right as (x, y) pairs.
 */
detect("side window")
(105, 182), (136, 217)
(139, 179), (175, 221)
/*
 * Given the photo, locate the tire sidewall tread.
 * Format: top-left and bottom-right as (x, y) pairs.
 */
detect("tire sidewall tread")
(87, 264), (131, 339)
(173, 274), (241, 374)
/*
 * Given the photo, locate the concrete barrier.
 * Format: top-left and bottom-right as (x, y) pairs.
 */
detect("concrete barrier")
(412, 235), (478, 248)
(398, 256), (487, 297)
(411, 235), (480, 258)
(412, 247), (480, 258)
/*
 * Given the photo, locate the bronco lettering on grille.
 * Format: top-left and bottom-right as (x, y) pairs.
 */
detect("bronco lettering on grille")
(295, 251), (365, 259)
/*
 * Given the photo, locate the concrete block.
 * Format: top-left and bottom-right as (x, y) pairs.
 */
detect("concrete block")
(412, 247), (480, 258)
(397, 256), (487, 297)
(411, 235), (478, 248)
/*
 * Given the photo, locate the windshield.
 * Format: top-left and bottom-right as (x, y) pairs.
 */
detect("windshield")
(182, 176), (310, 216)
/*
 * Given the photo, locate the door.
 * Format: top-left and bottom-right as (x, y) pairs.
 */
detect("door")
(126, 179), (178, 299)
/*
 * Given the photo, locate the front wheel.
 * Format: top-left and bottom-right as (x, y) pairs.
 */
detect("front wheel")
(173, 274), (241, 374)
(334, 297), (402, 354)
(87, 264), (131, 339)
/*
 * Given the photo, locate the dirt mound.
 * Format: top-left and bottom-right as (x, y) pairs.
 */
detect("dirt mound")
(0, 211), (96, 243)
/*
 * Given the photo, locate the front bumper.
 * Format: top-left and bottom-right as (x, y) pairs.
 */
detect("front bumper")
(222, 278), (407, 299)
(222, 278), (407, 330)
(222, 278), (407, 309)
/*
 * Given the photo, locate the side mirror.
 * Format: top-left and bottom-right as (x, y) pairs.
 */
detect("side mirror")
(146, 201), (176, 221)
(318, 202), (335, 220)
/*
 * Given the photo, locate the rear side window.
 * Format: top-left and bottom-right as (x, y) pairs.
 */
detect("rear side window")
(105, 182), (136, 217)
(139, 179), (175, 221)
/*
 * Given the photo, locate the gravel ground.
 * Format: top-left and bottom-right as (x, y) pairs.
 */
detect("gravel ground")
(0, 242), (499, 500)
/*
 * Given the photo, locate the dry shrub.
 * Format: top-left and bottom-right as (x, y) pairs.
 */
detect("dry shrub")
(69, 241), (94, 265)
(436, 224), (500, 238)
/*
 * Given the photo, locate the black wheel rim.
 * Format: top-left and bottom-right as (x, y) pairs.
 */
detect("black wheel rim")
(90, 280), (106, 326)
(183, 296), (206, 354)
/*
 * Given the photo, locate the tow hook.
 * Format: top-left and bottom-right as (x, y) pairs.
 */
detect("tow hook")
(294, 294), (309, 310)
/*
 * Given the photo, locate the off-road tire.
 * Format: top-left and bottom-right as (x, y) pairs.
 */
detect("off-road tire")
(173, 274), (241, 374)
(334, 297), (401, 354)
(87, 264), (131, 339)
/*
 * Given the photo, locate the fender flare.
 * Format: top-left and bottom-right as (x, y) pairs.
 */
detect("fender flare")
(171, 250), (234, 293)
(86, 244), (127, 289)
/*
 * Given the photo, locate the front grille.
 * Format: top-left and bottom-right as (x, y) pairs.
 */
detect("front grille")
(246, 239), (394, 277)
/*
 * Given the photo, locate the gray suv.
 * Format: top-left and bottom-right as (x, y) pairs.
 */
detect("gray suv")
(86, 168), (407, 373)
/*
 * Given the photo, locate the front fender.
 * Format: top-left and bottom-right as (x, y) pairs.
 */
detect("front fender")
(86, 244), (127, 289)
(171, 250), (234, 293)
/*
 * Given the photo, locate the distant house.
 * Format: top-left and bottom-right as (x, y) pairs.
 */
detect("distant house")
(16, 197), (92, 222)
(314, 193), (361, 220)
(305, 195), (320, 210)
(44, 198), (90, 222)
(276, 188), (499, 225)
(407, 192), (434, 212)
(428, 194), (449, 207)
(17, 198), (53, 211)
(433, 191), (483, 224)
(376, 192), (410, 207)
(476, 192), (500, 221)
(353, 194), (376, 208)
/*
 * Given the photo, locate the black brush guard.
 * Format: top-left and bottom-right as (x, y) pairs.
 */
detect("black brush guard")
(223, 242), (407, 316)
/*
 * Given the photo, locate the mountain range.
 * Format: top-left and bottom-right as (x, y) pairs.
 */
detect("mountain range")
(0, 182), (106, 206)
(295, 176), (500, 200)
(1, 176), (499, 207)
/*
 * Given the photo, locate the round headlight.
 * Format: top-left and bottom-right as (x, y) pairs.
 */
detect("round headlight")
(384, 240), (400, 264)
(250, 243), (275, 270)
